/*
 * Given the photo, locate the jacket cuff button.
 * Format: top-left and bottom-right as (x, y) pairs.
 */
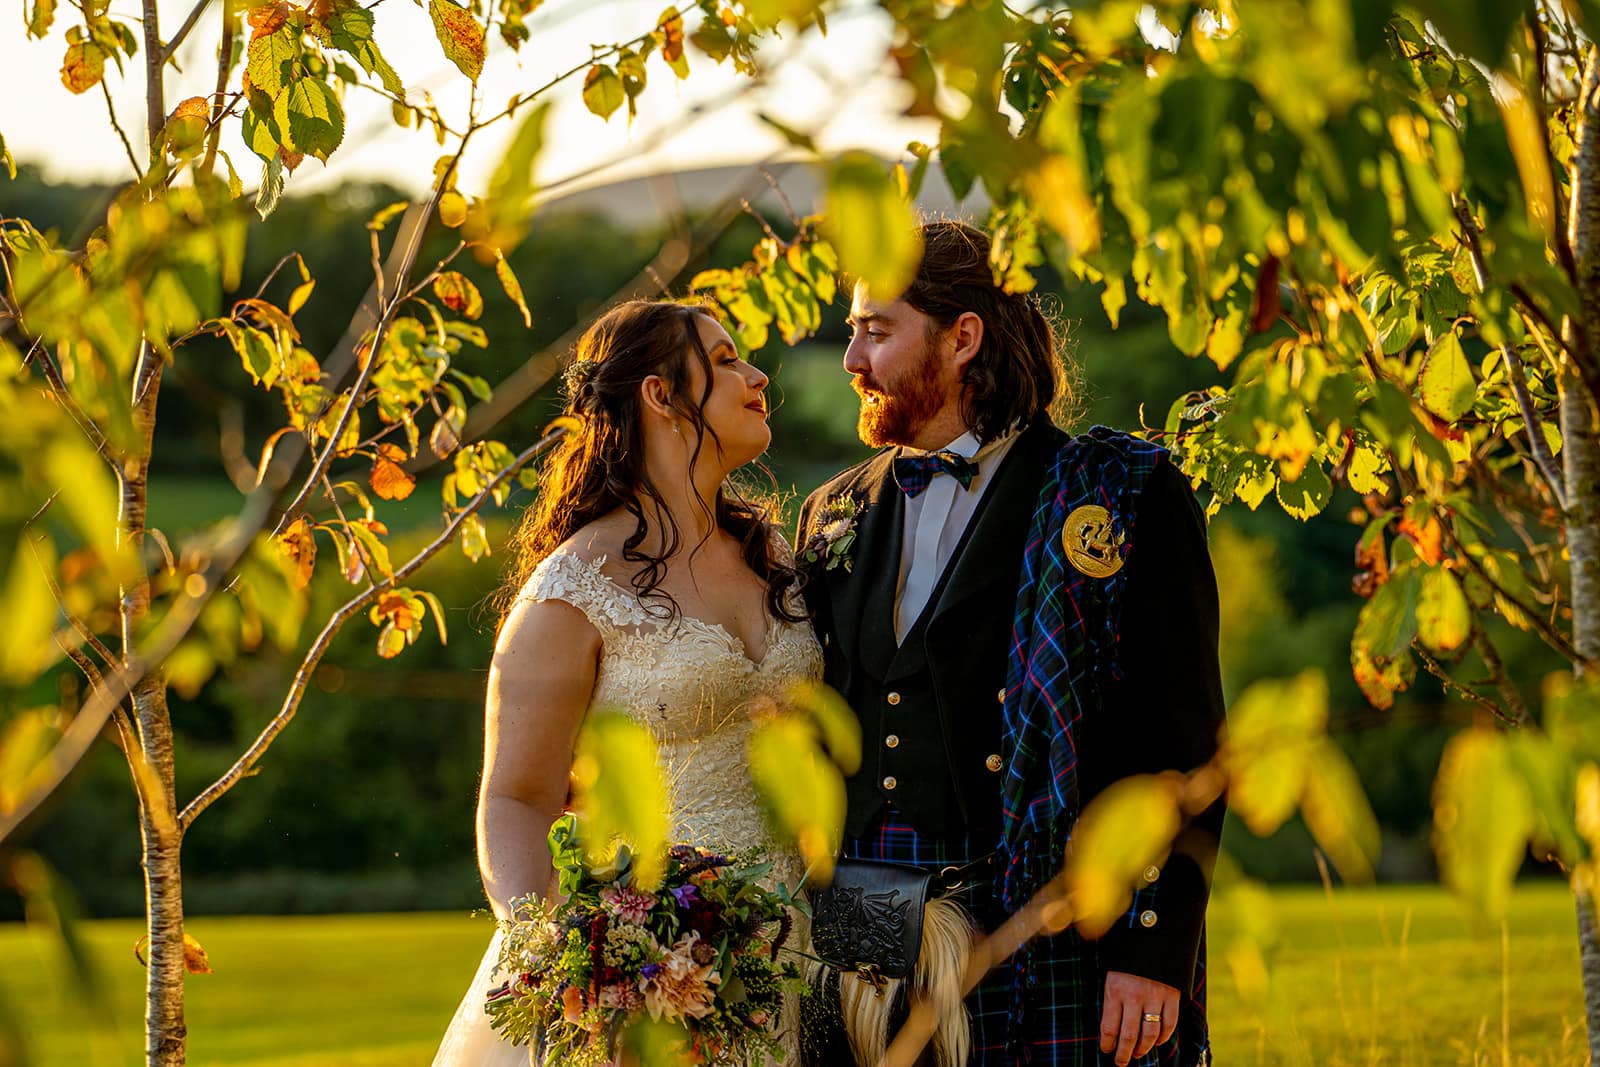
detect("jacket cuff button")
(1142, 865), (1160, 884)
(1139, 909), (1158, 928)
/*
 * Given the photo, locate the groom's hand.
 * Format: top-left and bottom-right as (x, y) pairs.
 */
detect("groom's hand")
(1099, 970), (1179, 1065)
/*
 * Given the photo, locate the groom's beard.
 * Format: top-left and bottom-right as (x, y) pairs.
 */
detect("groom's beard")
(852, 343), (945, 447)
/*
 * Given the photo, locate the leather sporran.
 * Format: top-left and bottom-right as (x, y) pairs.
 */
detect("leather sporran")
(804, 858), (976, 1067)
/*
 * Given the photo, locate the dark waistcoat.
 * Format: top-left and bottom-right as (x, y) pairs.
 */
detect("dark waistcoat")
(805, 421), (1065, 840)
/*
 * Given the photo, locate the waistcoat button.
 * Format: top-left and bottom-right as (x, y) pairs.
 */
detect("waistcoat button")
(887, 692), (902, 706)
(985, 754), (1002, 772)
(883, 775), (898, 790)
(885, 734), (900, 748)
(1139, 909), (1158, 928)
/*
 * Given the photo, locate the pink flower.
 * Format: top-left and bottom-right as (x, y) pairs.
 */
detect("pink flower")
(600, 983), (643, 1011)
(638, 933), (720, 1022)
(599, 885), (655, 925)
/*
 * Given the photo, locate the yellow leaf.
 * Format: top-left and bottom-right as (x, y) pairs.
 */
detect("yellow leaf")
(60, 40), (106, 94)
(1434, 728), (1533, 920)
(182, 932), (213, 974)
(748, 715), (846, 882)
(0, 709), (61, 816)
(1066, 775), (1183, 939)
(573, 708), (670, 889)
(1300, 740), (1380, 883)
(1416, 567), (1471, 653)
(432, 270), (483, 320)
(495, 255), (531, 328)
(273, 517), (317, 588)
(1220, 670), (1328, 836)
(822, 151), (921, 302)
(428, 0), (485, 81)
(438, 189), (468, 228)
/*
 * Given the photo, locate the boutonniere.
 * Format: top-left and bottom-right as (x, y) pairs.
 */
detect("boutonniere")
(802, 494), (864, 573)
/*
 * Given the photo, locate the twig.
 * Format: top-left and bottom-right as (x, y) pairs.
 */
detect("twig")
(161, 0), (215, 64)
(24, 526), (119, 671)
(1454, 199), (1567, 508)
(1415, 644), (1519, 726)
(179, 426), (565, 830)
(101, 77), (145, 181)
(202, 0), (237, 176)
(1441, 514), (1586, 665)
(1471, 628), (1535, 726)
(27, 342), (119, 466)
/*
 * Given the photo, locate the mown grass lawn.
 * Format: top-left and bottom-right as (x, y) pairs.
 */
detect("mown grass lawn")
(1, 883), (1585, 1066)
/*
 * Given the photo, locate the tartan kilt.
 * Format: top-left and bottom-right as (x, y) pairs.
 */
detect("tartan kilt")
(844, 808), (1187, 1067)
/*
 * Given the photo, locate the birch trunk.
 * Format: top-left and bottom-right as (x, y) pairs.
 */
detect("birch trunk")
(120, 348), (186, 1066)
(1562, 44), (1600, 1067)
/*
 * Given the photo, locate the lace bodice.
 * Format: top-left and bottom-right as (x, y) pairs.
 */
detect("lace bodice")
(517, 550), (824, 859)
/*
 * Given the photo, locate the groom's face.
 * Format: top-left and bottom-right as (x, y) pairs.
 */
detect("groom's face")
(844, 282), (952, 447)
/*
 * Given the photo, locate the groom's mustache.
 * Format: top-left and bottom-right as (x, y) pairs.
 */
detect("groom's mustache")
(851, 373), (886, 401)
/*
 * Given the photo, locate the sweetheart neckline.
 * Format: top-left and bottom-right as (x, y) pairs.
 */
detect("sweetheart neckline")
(560, 551), (787, 669)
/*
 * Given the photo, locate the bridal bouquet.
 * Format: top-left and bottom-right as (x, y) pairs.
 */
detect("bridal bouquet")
(487, 814), (801, 1066)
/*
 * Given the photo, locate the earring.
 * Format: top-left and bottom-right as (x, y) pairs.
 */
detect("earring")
(672, 423), (681, 435)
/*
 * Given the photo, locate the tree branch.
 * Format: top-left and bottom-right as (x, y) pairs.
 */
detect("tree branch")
(26, 341), (120, 467)
(200, 0), (235, 175)
(1471, 627), (1535, 726)
(178, 427), (565, 831)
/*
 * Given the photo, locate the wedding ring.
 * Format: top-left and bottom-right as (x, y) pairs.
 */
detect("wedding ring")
(1142, 1012), (1162, 1024)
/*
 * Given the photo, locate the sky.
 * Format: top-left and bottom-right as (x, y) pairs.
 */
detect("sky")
(2, 0), (939, 204)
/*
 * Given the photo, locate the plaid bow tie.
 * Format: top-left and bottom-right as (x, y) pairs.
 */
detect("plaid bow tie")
(893, 450), (978, 498)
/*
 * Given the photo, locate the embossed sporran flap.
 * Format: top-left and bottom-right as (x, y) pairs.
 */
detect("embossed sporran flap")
(808, 858), (934, 981)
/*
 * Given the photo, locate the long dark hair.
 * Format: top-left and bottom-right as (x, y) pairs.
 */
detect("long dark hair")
(902, 220), (1078, 441)
(489, 299), (805, 632)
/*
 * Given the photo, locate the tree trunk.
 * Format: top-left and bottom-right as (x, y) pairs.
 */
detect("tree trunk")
(1562, 44), (1600, 1067)
(120, 348), (186, 1065)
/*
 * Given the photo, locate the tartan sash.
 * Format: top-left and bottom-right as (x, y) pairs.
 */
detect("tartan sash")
(995, 425), (1168, 1060)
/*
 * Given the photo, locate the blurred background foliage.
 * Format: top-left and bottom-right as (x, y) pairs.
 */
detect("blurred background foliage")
(6, 158), (1532, 922)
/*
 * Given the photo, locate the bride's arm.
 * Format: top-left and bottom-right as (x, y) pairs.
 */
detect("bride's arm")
(476, 596), (601, 919)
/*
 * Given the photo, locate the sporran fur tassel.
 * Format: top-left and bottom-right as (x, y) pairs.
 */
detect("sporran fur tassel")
(836, 895), (974, 1067)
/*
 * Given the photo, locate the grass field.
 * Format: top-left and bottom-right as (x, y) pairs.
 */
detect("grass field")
(1, 883), (1585, 1066)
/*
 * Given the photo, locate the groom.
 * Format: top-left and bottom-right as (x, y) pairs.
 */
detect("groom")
(797, 221), (1225, 1067)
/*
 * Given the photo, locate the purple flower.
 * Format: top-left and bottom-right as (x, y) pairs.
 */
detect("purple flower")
(640, 962), (662, 979)
(671, 884), (699, 908)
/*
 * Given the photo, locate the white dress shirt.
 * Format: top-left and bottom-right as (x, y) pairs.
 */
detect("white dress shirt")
(894, 428), (1020, 643)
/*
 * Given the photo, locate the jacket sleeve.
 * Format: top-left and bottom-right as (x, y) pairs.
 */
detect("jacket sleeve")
(1078, 458), (1226, 993)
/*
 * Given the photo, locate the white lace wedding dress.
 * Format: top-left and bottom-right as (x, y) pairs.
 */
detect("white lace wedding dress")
(433, 550), (823, 1066)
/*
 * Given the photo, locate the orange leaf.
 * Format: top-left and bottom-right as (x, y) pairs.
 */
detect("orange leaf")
(247, 0), (289, 36)
(661, 7), (685, 63)
(183, 932), (214, 975)
(370, 444), (416, 501)
(278, 145), (305, 173)
(166, 96), (212, 156)
(1398, 515), (1444, 566)
(274, 517), (317, 588)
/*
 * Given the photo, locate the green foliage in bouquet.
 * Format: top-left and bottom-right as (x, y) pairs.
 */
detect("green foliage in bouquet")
(486, 813), (803, 1067)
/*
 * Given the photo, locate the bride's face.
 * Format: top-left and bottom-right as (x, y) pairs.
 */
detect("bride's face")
(684, 314), (771, 469)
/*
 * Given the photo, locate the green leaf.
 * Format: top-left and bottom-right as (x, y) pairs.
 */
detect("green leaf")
(1434, 728), (1533, 921)
(256, 154), (286, 220)
(1275, 461), (1331, 521)
(415, 589), (449, 645)
(428, 0), (485, 82)
(1416, 566), (1471, 653)
(582, 64), (625, 121)
(27, 0), (55, 38)
(274, 78), (344, 162)
(823, 151), (922, 301)
(0, 132), (15, 180)
(479, 101), (550, 250)
(494, 255), (531, 327)
(458, 512), (489, 561)
(345, 521), (393, 580)
(224, 322), (280, 386)
(1346, 442), (1390, 494)
(242, 96), (284, 163)
(44, 437), (126, 580)
(316, 0), (405, 97)
(367, 200), (410, 232)
(1418, 331), (1477, 423)
(246, 27), (298, 99)
(1410, 0), (1530, 66)
(573, 708), (671, 890)
(1355, 564), (1422, 661)
(1507, 730), (1583, 868)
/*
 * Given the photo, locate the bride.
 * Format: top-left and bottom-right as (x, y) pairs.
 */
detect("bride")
(433, 299), (823, 1065)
